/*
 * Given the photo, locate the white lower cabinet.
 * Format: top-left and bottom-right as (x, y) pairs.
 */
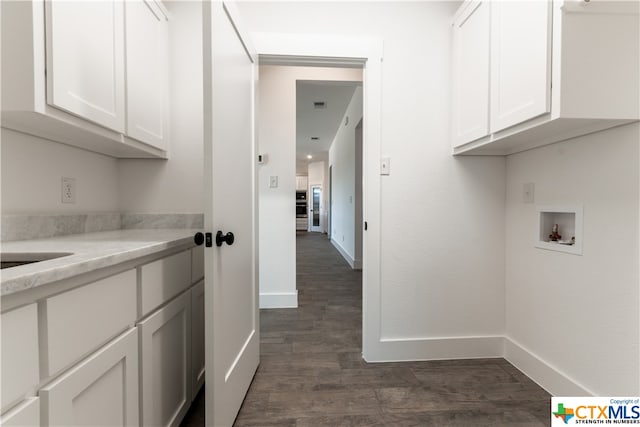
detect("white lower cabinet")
(138, 290), (192, 427)
(140, 250), (191, 317)
(39, 328), (139, 427)
(191, 280), (205, 397)
(43, 269), (137, 377)
(0, 398), (40, 427)
(296, 217), (308, 231)
(0, 247), (204, 426)
(1, 304), (39, 413)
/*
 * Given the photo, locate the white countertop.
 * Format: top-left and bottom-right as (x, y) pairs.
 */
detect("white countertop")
(1, 229), (200, 296)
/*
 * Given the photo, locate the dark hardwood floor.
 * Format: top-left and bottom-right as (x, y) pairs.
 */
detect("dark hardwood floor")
(181, 231), (551, 427)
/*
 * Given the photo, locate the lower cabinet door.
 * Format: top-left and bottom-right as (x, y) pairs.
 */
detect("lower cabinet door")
(0, 397), (40, 427)
(138, 291), (192, 427)
(191, 280), (205, 397)
(40, 328), (139, 426)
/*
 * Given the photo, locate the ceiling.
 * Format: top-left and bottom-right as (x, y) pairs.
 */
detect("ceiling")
(296, 80), (362, 175)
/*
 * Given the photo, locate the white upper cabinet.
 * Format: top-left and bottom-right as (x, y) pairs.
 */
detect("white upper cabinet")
(452, 0), (640, 155)
(451, 1), (490, 147)
(45, 1), (126, 133)
(296, 175), (308, 191)
(0, 0), (169, 158)
(125, 0), (169, 150)
(489, 1), (551, 133)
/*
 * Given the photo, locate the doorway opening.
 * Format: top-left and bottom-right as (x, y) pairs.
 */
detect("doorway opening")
(258, 62), (363, 348)
(253, 35), (384, 364)
(293, 74), (364, 267)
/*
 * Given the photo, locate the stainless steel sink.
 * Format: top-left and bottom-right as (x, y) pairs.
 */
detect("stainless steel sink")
(0, 252), (73, 269)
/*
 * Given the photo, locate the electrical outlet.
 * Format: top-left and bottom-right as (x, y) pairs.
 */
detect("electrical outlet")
(62, 177), (76, 204)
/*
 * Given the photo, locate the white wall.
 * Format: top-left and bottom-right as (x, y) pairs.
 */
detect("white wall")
(505, 123), (640, 396)
(1, 128), (120, 213)
(328, 86), (363, 267)
(258, 65), (363, 308)
(240, 2), (507, 354)
(118, 1), (203, 214)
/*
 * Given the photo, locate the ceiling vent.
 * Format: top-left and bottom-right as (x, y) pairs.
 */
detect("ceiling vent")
(313, 102), (326, 109)
(310, 137), (320, 141)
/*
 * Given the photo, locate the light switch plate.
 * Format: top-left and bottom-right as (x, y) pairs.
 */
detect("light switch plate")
(523, 182), (535, 203)
(380, 157), (390, 176)
(269, 176), (278, 188)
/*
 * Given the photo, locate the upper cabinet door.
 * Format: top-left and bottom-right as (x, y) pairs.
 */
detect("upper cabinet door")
(490, 1), (552, 133)
(125, 0), (168, 150)
(45, 1), (126, 132)
(451, 1), (490, 147)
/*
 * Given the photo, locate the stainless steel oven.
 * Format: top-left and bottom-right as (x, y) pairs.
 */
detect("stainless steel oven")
(296, 191), (307, 218)
(296, 203), (307, 217)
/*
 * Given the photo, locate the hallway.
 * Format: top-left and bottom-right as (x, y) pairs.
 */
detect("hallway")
(182, 232), (551, 426)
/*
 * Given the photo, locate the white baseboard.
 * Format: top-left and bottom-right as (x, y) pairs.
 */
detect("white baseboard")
(364, 335), (595, 396)
(330, 238), (356, 269)
(504, 337), (594, 396)
(364, 335), (505, 363)
(259, 291), (298, 309)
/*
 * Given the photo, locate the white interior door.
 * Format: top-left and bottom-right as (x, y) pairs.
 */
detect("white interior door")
(203, 2), (259, 426)
(309, 185), (322, 233)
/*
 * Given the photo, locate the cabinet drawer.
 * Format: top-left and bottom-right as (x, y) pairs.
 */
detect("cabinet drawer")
(43, 270), (136, 377)
(140, 250), (191, 317)
(0, 397), (39, 427)
(1, 304), (39, 411)
(192, 246), (204, 283)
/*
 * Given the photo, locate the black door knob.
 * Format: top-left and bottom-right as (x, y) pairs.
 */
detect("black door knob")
(216, 231), (235, 247)
(194, 232), (204, 246)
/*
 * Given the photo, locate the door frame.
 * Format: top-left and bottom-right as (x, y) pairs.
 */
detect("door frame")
(251, 32), (384, 361)
(328, 165), (332, 239)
